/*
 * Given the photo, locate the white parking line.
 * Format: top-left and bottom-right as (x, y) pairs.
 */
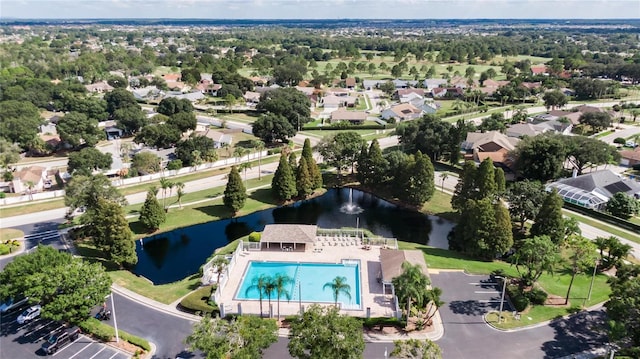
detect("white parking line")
(35, 325), (64, 342)
(108, 352), (119, 359)
(89, 346), (106, 358)
(469, 282), (498, 285)
(53, 337), (85, 359)
(478, 300), (503, 303)
(474, 291), (500, 294)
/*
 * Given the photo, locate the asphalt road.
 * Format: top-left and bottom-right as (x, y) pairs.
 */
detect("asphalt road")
(431, 272), (608, 359)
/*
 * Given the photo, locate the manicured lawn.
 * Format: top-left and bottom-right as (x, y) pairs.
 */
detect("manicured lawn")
(0, 228), (25, 241)
(420, 190), (456, 219)
(0, 199), (65, 218)
(109, 270), (201, 305)
(216, 113), (260, 124)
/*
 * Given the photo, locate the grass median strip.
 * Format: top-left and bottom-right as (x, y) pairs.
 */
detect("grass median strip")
(564, 211), (640, 244)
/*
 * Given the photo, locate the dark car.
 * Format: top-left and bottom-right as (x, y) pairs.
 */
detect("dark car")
(41, 326), (81, 355)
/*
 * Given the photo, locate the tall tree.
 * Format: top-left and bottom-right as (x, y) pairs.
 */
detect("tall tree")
(64, 174), (126, 213)
(452, 161), (477, 212)
(565, 136), (619, 175)
(492, 202), (514, 257)
(392, 262), (430, 325)
(81, 198), (138, 267)
(139, 189), (166, 232)
(56, 112), (104, 148)
(579, 112), (612, 133)
(323, 276), (352, 308)
(272, 153), (297, 202)
(186, 315), (277, 359)
(0, 100), (43, 149)
(67, 147), (113, 175)
(252, 140), (266, 180)
(391, 339), (443, 359)
(318, 131), (366, 175)
(159, 177), (174, 210)
(301, 138), (322, 189)
(606, 192), (640, 219)
(564, 236), (597, 305)
(542, 90), (568, 110)
(513, 134), (567, 182)
(0, 245), (112, 324)
(494, 167), (506, 194)
(288, 304), (365, 359)
(605, 264), (640, 350)
(476, 157), (497, 199)
(513, 235), (560, 286)
(296, 156), (313, 198)
(156, 97), (194, 116)
(252, 113), (296, 143)
(223, 166), (247, 216)
(400, 151), (435, 207)
(245, 274), (270, 318)
(531, 189), (566, 244)
(256, 87), (311, 130)
(505, 180), (547, 230)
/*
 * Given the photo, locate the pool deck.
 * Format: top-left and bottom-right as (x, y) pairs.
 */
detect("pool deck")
(217, 242), (396, 318)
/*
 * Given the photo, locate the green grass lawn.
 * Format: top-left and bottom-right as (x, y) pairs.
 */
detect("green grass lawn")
(0, 199), (66, 218)
(420, 190), (456, 219)
(0, 228), (25, 241)
(564, 211), (640, 245)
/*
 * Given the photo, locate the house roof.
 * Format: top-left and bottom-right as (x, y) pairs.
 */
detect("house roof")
(388, 103), (421, 117)
(573, 105), (603, 114)
(345, 77), (356, 87)
(84, 81), (114, 92)
(200, 129), (232, 144)
(552, 170), (640, 199)
(322, 95), (344, 106)
(363, 80), (384, 88)
(620, 147), (640, 162)
(423, 78), (447, 89)
(379, 249), (428, 283)
(295, 86), (315, 96)
(330, 109), (367, 122)
(162, 73), (181, 81)
(482, 79), (510, 88)
(397, 88), (425, 98)
(260, 224), (318, 244)
(521, 82), (542, 90)
(531, 65), (548, 75)
(243, 91), (261, 101)
(14, 166), (46, 184)
(506, 123), (544, 138)
(463, 131), (520, 152)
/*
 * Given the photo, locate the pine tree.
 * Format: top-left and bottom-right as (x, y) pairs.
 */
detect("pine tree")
(83, 198), (138, 268)
(302, 138), (323, 189)
(531, 189), (566, 244)
(452, 161), (477, 211)
(223, 166), (247, 216)
(355, 143), (370, 185)
(476, 157), (497, 199)
(288, 151), (298, 173)
(296, 156), (313, 198)
(453, 198), (497, 259)
(491, 202), (513, 257)
(402, 151), (435, 207)
(494, 167), (506, 194)
(272, 153), (297, 201)
(139, 189), (166, 231)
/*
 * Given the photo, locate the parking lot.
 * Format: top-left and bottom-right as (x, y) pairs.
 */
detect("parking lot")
(1, 307), (129, 359)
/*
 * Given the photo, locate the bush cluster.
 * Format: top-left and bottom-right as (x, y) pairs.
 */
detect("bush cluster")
(80, 317), (151, 351)
(506, 285), (530, 312)
(248, 232), (261, 242)
(525, 288), (548, 305)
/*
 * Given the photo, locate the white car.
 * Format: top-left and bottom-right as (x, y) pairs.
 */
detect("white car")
(17, 305), (41, 324)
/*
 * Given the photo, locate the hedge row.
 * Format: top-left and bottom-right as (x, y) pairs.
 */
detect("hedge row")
(79, 318), (151, 352)
(506, 285), (530, 312)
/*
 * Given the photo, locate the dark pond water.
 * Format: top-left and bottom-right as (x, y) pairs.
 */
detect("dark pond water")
(133, 188), (454, 284)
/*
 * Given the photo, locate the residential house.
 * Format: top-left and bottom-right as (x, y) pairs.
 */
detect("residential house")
(450, 76), (473, 89)
(380, 103), (423, 122)
(520, 82), (542, 92)
(321, 95), (357, 109)
(243, 91), (261, 104)
(432, 87), (463, 98)
(329, 109), (367, 125)
(396, 88), (426, 102)
(620, 147), (640, 167)
(531, 65), (548, 76)
(482, 79), (510, 88)
(105, 126), (124, 140)
(132, 86), (164, 101)
(84, 81), (114, 93)
(250, 76), (269, 87)
(363, 80), (384, 90)
(201, 129), (233, 149)
(165, 91), (205, 102)
(545, 110), (583, 126)
(195, 79), (221, 96)
(391, 79), (418, 89)
(423, 78), (447, 91)
(11, 166), (48, 194)
(506, 123), (549, 138)
(547, 170), (640, 210)
(325, 87), (350, 97)
(345, 77), (356, 89)
(461, 131), (520, 170)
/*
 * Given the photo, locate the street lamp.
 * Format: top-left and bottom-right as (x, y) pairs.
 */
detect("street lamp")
(109, 293), (119, 343)
(496, 276), (507, 324)
(585, 260), (598, 306)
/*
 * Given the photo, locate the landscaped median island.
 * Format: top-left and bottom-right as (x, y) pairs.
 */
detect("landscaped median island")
(79, 318), (151, 358)
(0, 228), (24, 255)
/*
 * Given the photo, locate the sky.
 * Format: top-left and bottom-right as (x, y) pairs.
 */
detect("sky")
(1, 0), (639, 20)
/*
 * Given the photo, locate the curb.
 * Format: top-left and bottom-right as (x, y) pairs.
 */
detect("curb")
(110, 284), (200, 323)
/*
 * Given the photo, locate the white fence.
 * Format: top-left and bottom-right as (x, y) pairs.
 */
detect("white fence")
(207, 240), (245, 305)
(1, 151), (267, 207)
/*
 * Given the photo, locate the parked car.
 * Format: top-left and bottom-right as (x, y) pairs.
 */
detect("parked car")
(17, 305), (42, 324)
(0, 296), (29, 313)
(42, 326), (81, 355)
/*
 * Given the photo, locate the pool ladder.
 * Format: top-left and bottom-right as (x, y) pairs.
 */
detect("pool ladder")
(291, 265), (302, 301)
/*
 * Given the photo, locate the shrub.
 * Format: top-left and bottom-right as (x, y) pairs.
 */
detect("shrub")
(361, 317), (405, 329)
(0, 244), (10, 255)
(166, 159), (183, 170)
(79, 318), (114, 341)
(179, 285), (218, 315)
(506, 285), (530, 312)
(613, 137), (626, 145)
(120, 331), (151, 352)
(0, 192), (5, 199)
(248, 231), (261, 242)
(526, 288), (548, 305)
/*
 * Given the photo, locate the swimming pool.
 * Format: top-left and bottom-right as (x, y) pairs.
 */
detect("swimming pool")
(235, 261), (361, 308)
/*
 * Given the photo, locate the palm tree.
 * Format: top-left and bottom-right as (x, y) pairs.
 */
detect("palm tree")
(423, 287), (444, 324)
(440, 173), (449, 192)
(264, 279), (276, 318)
(239, 162), (252, 181)
(211, 256), (229, 285)
(392, 262), (430, 325)
(252, 140), (265, 180)
(159, 177), (173, 210)
(272, 273), (292, 320)
(233, 147), (249, 164)
(175, 182), (185, 209)
(245, 274), (270, 318)
(323, 276), (351, 308)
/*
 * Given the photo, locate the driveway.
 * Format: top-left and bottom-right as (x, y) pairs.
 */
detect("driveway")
(431, 271), (608, 359)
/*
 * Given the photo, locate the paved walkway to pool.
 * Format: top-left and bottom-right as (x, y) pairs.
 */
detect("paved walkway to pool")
(217, 243), (398, 319)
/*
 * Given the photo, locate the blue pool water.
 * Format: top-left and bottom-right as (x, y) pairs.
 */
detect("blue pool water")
(236, 261), (361, 307)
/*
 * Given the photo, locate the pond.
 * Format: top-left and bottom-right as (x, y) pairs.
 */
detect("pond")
(133, 188), (454, 284)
